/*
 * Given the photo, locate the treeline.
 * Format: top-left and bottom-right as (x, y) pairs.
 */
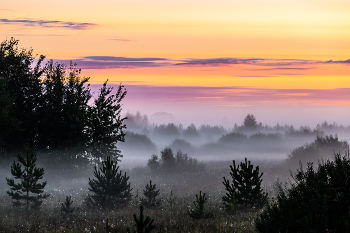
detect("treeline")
(0, 38), (126, 165)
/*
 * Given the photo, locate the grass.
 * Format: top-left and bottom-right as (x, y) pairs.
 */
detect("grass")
(0, 159), (291, 233)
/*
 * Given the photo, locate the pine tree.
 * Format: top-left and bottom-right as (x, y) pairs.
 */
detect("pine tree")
(86, 81), (127, 161)
(6, 149), (49, 211)
(188, 191), (213, 219)
(85, 156), (132, 209)
(140, 180), (161, 209)
(60, 196), (77, 216)
(222, 158), (267, 210)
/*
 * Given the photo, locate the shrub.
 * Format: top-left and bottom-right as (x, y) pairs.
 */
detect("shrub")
(255, 153), (350, 233)
(127, 206), (156, 233)
(288, 135), (348, 165)
(6, 148), (49, 211)
(140, 180), (161, 209)
(85, 156), (132, 209)
(147, 147), (205, 174)
(222, 158), (268, 210)
(188, 191), (213, 219)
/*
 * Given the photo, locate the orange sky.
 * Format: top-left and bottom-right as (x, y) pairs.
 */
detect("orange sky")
(1, 0), (350, 125)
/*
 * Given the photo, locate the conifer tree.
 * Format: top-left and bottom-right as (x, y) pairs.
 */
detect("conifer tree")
(85, 156), (132, 209)
(222, 158), (267, 209)
(140, 180), (161, 209)
(6, 149), (49, 211)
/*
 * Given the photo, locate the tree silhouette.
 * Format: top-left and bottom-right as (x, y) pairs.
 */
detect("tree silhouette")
(86, 81), (127, 161)
(6, 149), (49, 211)
(140, 180), (161, 209)
(243, 114), (258, 129)
(0, 38), (127, 166)
(85, 156), (132, 209)
(223, 158), (267, 209)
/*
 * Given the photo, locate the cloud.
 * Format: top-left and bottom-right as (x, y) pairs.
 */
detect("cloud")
(54, 56), (170, 69)
(11, 34), (67, 37)
(174, 57), (320, 67)
(0, 9), (14, 12)
(108, 38), (131, 42)
(83, 56), (168, 62)
(0, 18), (97, 30)
(175, 58), (264, 66)
(110, 85), (350, 106)
(323, 59), (350, 64)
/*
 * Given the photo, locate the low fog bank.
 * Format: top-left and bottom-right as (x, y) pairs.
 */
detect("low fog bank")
(119, 112), (350, 167)
(1, 112), (349, 196)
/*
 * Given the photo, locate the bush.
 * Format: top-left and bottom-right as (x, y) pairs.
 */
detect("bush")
(222, 158), (268, 210)
(147, 147), (205, 174)
(85, 156), (132, 210)
(6, 148), (49, 211)
(255, 153), (350, 233)
(288, 135), (348, 165)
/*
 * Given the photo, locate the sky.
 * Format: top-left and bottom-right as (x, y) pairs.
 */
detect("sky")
(1, 0), (350, 127)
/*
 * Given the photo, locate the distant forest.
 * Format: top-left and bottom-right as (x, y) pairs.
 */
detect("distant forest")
(122, 111), (350, 165)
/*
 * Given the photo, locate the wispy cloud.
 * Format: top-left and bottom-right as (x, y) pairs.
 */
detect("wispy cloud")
(55, 56), (170, 69)
(11, 34), (67, 37)
(108, 38), (131, 42)
(83, 56), (168, 62)
(110, 85), (350, 106)
(51, 56), (350, 70)
(175, 58), (320, 67)
(0, 18), (97, 30)
(175, 58), (264, 66)
(0, 9), (14, 12)
(323, 59), (350, 64)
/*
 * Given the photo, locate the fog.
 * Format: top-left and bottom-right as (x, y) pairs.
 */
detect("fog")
(118, 111), (350, 169)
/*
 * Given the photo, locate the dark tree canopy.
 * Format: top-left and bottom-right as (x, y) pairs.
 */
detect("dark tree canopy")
(243, 114), (258, 129)
(222, 158), (268, 210)
(0, 38), (127, 165)
(256, 154), (350, 233)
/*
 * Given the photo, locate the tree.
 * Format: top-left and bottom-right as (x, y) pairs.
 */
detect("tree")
(85, 156), (132, 209)
(60, 196), (77, 216)
(287, 135), (348, 165)
(127, 206), (156, 233)
(255, 153), (350, 233)
(0, 38), (44, 150)
(160, 147), (176, 171)
(243, 114), (257, 129)
(6, 149), (49, 211)
(0, 38), (127, 167)
(86, 81), (127, 161)
(188, 191), (213, 219)
(222, 158), (267, 210)
(140, 180), (161, 209)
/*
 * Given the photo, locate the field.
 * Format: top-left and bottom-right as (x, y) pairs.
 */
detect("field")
(0, 159), (291, 233)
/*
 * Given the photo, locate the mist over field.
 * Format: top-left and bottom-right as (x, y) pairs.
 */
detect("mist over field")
(118, 111), (350, 167)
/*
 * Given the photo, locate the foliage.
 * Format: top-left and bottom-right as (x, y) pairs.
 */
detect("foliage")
(188, 191), (213, 219)
(255, 153), (350, 233)
(6, 148), (49, 211)
(147, 147), (205, 173)
(218, 132), (247, 145)
(288, 135), (348, 165)
(0, 38), (127, 165)
(183, 124), (200, 140)
(60, 196), (77, 216)
(127, 206), (156, 233)
(222, 158), (268, 210)
(140, 180), (162, 209)
(243, 114), (258, 129)
(85, 156), (132, 209)
(86, 81), (127, 161)
(165, 191), (177, 212)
